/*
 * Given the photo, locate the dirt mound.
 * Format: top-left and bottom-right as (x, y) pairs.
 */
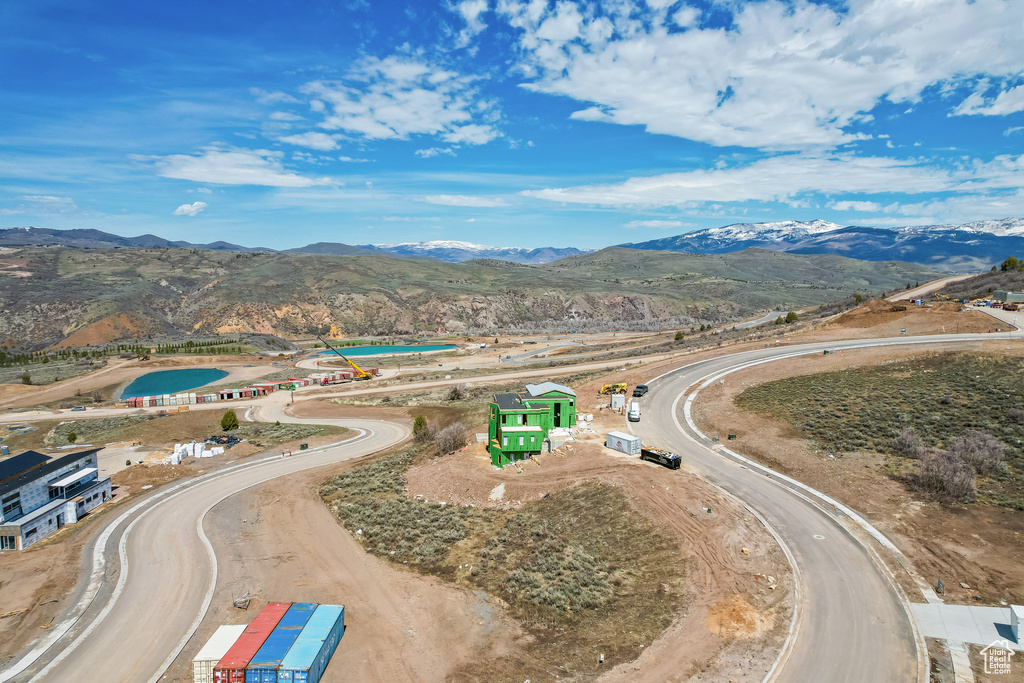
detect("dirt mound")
(56, 313), (167, 348)
(828, 299), (994, 336)
(706, 594), (775, 638)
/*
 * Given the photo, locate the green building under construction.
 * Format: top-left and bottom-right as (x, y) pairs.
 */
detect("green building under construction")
(487, 382), (577, 467)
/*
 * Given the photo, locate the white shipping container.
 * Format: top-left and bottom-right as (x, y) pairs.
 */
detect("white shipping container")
(606, 431), (641, 455)
(191, 624), (246, 683)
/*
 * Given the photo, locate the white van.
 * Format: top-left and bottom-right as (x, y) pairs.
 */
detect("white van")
(627, 401), (641, 422)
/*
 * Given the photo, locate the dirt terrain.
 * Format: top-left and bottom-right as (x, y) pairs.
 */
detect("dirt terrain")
(156, 392), (794, 683)
(800, 299), (1001, 341)
(692, 340), (1024, 606)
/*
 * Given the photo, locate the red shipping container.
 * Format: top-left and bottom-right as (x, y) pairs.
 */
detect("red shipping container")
(213, 602), (291, 683)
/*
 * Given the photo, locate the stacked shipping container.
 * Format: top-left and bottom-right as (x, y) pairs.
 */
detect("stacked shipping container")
(277, 604), (345, 683)
(193, 625), (248, 683)
(213, 602), (291, 683)
(245, 603), (317, 683)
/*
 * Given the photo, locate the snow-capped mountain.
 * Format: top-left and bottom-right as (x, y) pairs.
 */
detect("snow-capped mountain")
(618, 218), (1024, 271)
(354, 240), (591, 264)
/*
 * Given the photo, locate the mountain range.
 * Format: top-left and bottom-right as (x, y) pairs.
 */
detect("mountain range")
(619, 218), (1024, 271)
(4, 218), (1024, 270)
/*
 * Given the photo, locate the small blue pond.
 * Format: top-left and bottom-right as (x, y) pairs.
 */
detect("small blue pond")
(318, 344), (457, 356)
(120, 368), (229, 398)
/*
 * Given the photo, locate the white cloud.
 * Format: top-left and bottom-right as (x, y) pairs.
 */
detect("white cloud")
(173, 201), (207, 216)
(0, 195), (79, 216)
(301, 55), (500, 147)
(416, 147), (457, 158)
(195, 187), (213, 194)
(828, 200), (884, 212)
(422, 194), (509, 207)
(278, 131), (339, 151)
(497, 0), (1024, 151)
(138, 146), (333, 187)
(250, 88), (300, 105)
(523, 154), (1024, 208)
(455, 0), (489, 48)
(624, 219), (684, 229)
(337, 155), (370, 162)
(954, 83), (1024, 117)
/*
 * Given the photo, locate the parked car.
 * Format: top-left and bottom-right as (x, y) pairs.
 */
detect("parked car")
(627, 401), (641, 422)
(632, 384), (649, 397)
(71, 406), (86, 411)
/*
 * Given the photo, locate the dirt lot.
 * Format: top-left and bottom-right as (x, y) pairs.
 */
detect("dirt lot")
(798, 299), (1002, 341)
(691, 340), (1024, 607)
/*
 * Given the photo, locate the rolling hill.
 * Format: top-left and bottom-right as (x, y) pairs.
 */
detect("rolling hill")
(0, 245), (943, 347)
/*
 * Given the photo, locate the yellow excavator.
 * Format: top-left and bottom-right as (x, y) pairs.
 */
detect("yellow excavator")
(317, 336), (373, 380)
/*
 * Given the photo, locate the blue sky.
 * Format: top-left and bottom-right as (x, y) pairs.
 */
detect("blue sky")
(3, 0), (1024, 249)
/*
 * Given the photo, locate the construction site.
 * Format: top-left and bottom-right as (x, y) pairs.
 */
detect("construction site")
(1, 292), (1023, 682)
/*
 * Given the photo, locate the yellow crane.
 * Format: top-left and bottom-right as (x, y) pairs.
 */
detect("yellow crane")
(317, 335), (373, 380)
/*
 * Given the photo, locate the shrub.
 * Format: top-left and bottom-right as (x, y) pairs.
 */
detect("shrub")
(446, 385), (463, 401)
(947, 431), (1006, 476)
(412, 415), (428, 439)
(892, 427), (926, 459)
(916, 451), (976, 504)
(674, 331), (684, 341)
(67, 432), (77, 444)
(434, 421), (467, 454)
(785, 310), (799, 323)
(21, 374), (30, 385)
(220, 409), (239, 431)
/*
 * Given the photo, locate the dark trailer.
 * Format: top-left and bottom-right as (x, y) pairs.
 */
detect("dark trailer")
(640, 447), (681, 470)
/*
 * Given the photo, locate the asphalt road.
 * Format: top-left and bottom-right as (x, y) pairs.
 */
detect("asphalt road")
(632, 332), (1024, 682)
(3, 407), (408, 683)
(5, 329), (1019, 681)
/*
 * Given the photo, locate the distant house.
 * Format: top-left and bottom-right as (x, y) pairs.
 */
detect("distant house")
(487, 382), (577, 467)
(0, 448), (111, 551)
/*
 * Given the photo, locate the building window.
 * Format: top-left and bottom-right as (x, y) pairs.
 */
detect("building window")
(0, 535), (16, 550)
(2, 493), (22, 519)
(25, 529), (36, 538)
(503, 437), (508, 446)
(519, 436), (524, 446)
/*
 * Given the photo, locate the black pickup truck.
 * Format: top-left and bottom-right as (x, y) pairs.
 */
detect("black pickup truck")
(640, 447), (680, 470)
(632, 384), (649, 397)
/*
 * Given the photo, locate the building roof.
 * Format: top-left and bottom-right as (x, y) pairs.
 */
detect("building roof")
(0, 448), (101, 499)
(493, 393), (526, 411)
(0, 451), (48, 486)
(525, 382), (576, 398)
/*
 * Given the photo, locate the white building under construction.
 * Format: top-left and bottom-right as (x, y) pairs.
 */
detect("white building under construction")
(0, 448), (111, 550)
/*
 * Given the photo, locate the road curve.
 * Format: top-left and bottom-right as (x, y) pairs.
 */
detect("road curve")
(636, 332), (1024, 682)
(5, 417), (408, 683)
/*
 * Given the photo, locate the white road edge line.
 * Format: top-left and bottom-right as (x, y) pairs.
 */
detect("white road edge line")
(8, 430), (377, 683)
(651, 337), (984, 683)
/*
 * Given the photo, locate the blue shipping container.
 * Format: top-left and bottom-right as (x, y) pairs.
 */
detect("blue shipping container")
(276, 604), (345, 683)
(245, 603), (318, 683)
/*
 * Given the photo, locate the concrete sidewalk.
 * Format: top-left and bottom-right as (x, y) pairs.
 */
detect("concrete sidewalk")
(911, 603), (1021, 650)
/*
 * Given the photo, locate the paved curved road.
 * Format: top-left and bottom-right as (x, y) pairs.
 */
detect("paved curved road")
(4, 329), (1017, 682)
(3, 407), (408, 683)
(635, 332), (1024, 682)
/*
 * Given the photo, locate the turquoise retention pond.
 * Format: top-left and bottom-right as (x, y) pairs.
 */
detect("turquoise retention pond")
(318, 344), (457, 356)
(120, 368), (229, 398)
